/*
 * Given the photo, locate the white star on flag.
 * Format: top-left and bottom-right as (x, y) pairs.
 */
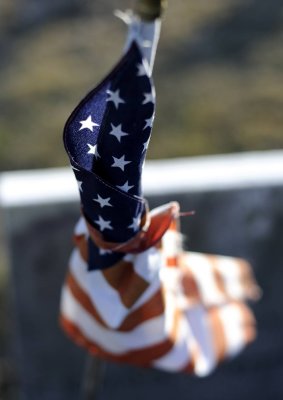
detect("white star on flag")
(79, 115), (99, 132)
(87, 143), (100, 158)
(128, 216), (141, 231)
(141, 40), (152, 48)
(109, 124), (129, 142)
(116, 181), (134, 192)
(142, 139), (150, 152)
(93, 194), (113, 208)
(77, 181), (83, 192)
(143, 113), (155, 130)
(137, 62), (149, 77)
(99, 248), (113, 256)
(111, 155), (131, 171)
(95, 215), (113, 232)
(142, 92), (155, 105)
(106, 89), (125, 109)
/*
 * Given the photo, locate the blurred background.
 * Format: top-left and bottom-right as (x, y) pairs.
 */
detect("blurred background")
(0, 0), (282, 399)
(1, 0), (283, 171)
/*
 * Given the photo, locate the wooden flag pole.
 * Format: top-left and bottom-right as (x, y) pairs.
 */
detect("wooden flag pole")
(134, 0), (167, 21)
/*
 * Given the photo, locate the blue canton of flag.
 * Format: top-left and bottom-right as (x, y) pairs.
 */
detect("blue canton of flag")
(64, 42), (155, 270)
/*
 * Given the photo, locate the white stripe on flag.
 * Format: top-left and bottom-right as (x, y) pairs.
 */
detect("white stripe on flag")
(61, 286), (169, 354)
(74, 216), (88, 237)
(185, 253), (225, 305)
(215, 257), (245, 299)
(161, 230), (180, 258)
(153, 314), (191, 371)
(218, 303), (245, 358)
(186, 305), (217, 376)
(124, 246), (163, 283)
(69, 249), (128, 329)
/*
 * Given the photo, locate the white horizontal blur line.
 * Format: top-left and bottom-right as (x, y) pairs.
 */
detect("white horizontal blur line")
(0, 150), (283, 207)
(143, 150), (283, 195)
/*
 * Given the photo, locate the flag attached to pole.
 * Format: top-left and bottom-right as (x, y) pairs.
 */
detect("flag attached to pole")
(60, 4), (260, 376)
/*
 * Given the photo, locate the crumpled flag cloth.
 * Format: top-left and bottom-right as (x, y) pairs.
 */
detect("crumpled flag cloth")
(60, 16), (259, 375)
(60, 202), (259, 376)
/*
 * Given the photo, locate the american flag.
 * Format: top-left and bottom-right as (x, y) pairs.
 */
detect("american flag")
(64, 42), (155, 270)
(60, 15), (259, 375)
(60, 205), (259, 374)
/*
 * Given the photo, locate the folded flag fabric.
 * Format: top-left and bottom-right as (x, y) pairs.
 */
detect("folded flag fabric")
(60, 12), (260, 376)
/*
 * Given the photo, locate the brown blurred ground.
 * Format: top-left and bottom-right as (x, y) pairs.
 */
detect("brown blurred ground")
(0, 0), (282, 171)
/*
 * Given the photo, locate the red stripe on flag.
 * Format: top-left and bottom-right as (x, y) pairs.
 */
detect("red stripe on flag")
(60, 308), (180, 366)
(66, 272), (165, 331)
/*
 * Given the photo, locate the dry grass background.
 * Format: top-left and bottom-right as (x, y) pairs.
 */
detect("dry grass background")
(0, 0), (282, 172)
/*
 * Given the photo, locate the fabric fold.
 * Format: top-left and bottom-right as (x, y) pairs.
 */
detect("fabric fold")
(60, 9), (260, 376)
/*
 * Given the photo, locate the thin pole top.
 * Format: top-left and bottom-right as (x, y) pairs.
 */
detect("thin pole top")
(134, 0), (167, 21)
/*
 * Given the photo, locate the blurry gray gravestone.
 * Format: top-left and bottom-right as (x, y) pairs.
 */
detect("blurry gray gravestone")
(0, 150), (283, 400)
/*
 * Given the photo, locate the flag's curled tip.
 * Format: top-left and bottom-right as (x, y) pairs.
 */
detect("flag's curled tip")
(114, 9), (134, 25)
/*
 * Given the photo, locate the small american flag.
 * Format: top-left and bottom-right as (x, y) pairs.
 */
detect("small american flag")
(60, 15), (259, 375)
(60, 205), (259, 374)
(64, 42), (155, 270)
